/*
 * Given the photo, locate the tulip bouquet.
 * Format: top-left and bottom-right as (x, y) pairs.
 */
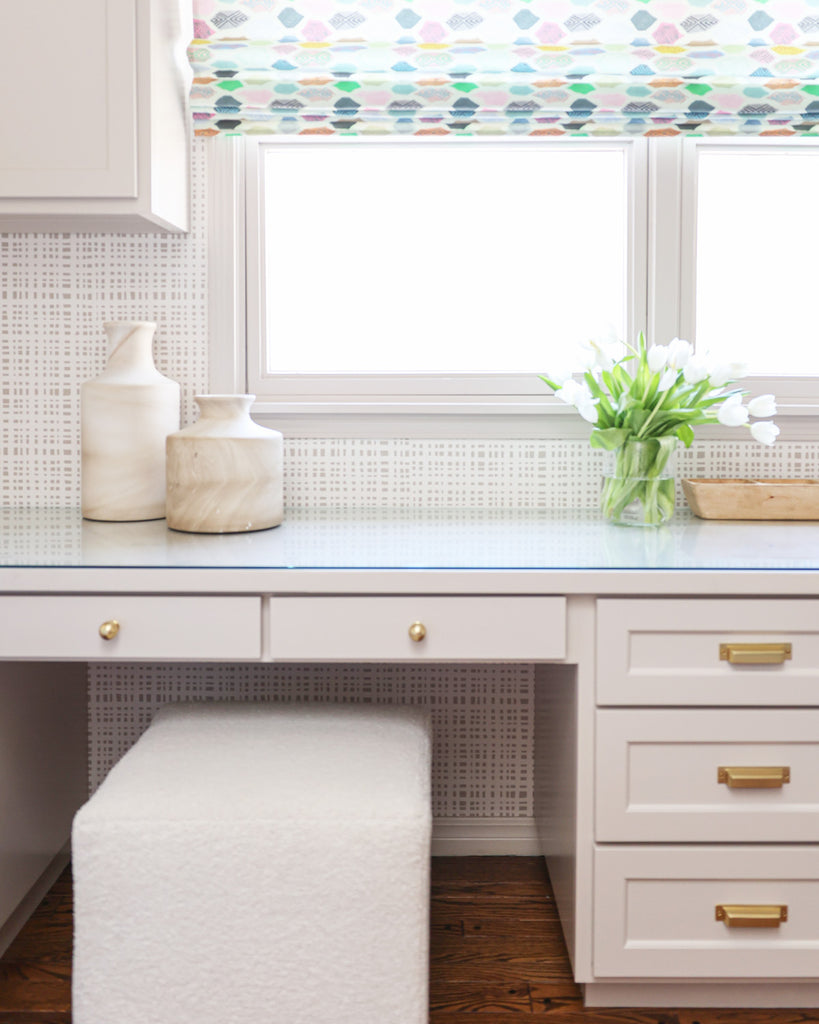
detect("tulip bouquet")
(540, 333), (780, 525)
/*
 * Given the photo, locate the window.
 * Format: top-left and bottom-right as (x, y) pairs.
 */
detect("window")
(245, 137), (638, 402)
(208, 134), (819, 433)
(682, 139), (819, 405)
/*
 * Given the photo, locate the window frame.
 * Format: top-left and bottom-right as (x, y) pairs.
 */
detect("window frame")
(246, 135), (644, 395)
(207, 134), (819, 439)
(678, 135), (819, 409)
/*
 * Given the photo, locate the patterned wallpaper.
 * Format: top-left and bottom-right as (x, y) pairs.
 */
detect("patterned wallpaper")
(3, 139), (818, 829)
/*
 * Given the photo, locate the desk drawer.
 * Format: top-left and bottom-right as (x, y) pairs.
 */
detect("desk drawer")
(594, 846), (819, 979)
(268, 596), (565, 661)
(597, 599), (819, 705)
(0, 596), (261, 661)
(596, 709), (819, 842)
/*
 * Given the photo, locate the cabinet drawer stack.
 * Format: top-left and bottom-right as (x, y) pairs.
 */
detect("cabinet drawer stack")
(594, 599), (819, 981)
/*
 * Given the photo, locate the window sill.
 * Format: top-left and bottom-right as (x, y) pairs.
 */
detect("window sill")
(250, 400), (819, 440)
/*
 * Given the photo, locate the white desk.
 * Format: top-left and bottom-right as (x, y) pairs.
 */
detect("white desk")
(3, 507), (819, 1008)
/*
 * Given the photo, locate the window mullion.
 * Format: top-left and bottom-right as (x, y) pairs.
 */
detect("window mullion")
(627, 137), (648, 346)
(647, 136), (684, 346)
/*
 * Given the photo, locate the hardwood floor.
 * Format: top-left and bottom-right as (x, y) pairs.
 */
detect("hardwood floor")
(2, 857), (818, 1023)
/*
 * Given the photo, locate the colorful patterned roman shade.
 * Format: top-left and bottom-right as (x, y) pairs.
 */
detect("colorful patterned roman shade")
(189, 1), (819, 137)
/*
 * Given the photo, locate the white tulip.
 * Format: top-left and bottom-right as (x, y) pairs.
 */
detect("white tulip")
(548, 366), (575, 386)
(750, 421), (780, 446)
(576, 394), (601, 424)
(577, 345), (597, 372)
(657, 367), (677, 392)
(584, 338), (616, 373)
(577, 342), (614, 374)
(667, 337), (692, 369)
(748, 393), (777, 418)
(555, 379), (583, 405)
(707, 363), (734, 388)
(683, 357), (711, 385)
(557, 379), (599, 422)
(647, 345), (669, 373)
(729, 360), (749, 380)
(716, 393), (749, 427)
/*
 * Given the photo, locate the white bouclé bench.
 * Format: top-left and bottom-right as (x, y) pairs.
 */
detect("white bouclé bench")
(71, 702), (432, 1024)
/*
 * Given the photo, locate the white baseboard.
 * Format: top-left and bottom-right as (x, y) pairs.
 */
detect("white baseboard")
(431, 816), (540, 856)
(583, 982), (819, 1008)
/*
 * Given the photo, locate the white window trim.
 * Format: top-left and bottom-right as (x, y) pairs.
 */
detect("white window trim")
(207, 134), (819, 440)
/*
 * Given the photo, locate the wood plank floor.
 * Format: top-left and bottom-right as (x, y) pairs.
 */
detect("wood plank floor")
(2, 857), (819, 1022)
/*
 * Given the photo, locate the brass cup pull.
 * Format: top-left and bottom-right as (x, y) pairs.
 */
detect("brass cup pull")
(720, 642), (791, 665)
(408, 621), (427, 643)
(718, 766), (790, 788)
(716, 904), (788, 928)
(99, 619), (120, 641)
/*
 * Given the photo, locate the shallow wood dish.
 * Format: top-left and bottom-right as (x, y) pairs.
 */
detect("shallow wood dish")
(682, 478), (819, 520)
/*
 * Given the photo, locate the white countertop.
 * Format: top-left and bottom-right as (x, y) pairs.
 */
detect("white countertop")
(1, 507), (819, 595)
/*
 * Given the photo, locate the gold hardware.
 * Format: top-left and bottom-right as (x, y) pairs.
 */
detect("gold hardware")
(408, 621), (427, 643)
(719, 642), (792, 665)
(718, 766), (790, 788)
(99, 619), (120, 641)
(716, 904), (788, 928)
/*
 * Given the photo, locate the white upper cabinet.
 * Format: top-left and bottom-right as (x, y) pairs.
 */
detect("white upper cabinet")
(0, 0), (191, 232)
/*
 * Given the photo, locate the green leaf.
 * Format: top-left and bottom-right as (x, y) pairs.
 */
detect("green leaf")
(624, 408), (650, 434)
(676, 423), (695, 447)
(601, 369), (621, 400)
(589, 427), (629, 451)
(583, 370), (607, 399)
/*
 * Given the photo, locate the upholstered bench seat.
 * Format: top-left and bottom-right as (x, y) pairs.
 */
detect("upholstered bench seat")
(72, 702), (432, 1024)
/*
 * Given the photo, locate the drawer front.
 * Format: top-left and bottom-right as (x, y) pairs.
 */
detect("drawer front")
(268, 596), (566, 661)
(596, 709), (819, 842)
(0, 596), (261, 661)
(594, 846), (819, 979)
(597, 598), (819, 705)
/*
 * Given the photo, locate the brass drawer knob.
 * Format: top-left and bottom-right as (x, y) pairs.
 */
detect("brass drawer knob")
(408, 621), (426, 643)
(718, 766), (790, 788)
(716, 904), (788, 928)
(99, 619), (120, 641)
(719, 642), (791, 665)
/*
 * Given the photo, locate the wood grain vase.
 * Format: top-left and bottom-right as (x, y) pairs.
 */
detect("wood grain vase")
(165, 394), (284, 534)
(81, 321), (180, 522)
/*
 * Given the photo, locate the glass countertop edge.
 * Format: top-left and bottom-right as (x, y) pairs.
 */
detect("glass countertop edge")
(2, 506), (819, 572)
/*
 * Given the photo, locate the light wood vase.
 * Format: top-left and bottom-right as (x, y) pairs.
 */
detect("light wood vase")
(165, 394), (284, 534)
(81, 321), (180, 522)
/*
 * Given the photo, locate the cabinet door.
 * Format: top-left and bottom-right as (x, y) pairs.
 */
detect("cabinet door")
(0, 0), (137, 198)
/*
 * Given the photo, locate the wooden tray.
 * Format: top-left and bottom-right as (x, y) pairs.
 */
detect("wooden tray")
(682, 478), (819, 520)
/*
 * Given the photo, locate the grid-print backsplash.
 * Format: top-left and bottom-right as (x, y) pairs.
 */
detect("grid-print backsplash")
(4, 139), (819, 817)
(88, 663), (534, 817)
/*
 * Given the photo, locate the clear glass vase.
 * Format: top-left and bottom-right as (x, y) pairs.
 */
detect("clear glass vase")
(601, 437), (678, 527)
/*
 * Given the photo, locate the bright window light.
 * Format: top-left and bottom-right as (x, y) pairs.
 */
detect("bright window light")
(695, 147), (819, 376)
(260, 143), (627, 376)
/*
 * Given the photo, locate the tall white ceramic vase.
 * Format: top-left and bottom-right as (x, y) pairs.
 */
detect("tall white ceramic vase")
(165, 394), (284, 533)
(81, 321), (180, 521)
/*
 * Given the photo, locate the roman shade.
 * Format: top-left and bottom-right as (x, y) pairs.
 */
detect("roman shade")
(188, 1), (819, 137)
